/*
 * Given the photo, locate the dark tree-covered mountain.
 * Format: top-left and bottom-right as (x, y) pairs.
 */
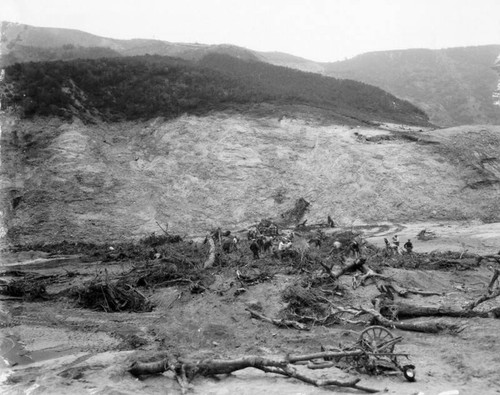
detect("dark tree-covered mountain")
(323, 46), (500, 126)
(2, 54), (429, 125)
(3, 21), (499, 126)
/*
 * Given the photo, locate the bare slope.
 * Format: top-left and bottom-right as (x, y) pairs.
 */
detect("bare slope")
(1, 113), (499, 245)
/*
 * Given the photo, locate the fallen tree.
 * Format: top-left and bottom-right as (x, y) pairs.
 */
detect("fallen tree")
(321, 257), (440, 298)
(315, 254), (500, 332)
(358, 305), (466, 334)
(320, 257), (368, 280)
(129, 352), (381, 394)
(376, 300), (500, 319)
(374, 268), (500, 321)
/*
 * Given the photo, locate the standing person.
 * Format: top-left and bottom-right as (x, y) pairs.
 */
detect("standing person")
(213, 227), (222, 245)
(278, 238), (292, 259)
(384, 238), (392, 255)
(392, 235), (402, 255)
(249, 239), (260, 259)
(392, 235), (400, 247)
(404, 239), (413, 254)
(350, 240), (360, 257)
(327, 215), (335, 228)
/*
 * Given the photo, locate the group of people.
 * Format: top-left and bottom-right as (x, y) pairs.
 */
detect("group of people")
(211, 227), (239, 253)
(249, 233), (293, 260)
(212, 225), (414, 261)
(384, 234), (413, 255)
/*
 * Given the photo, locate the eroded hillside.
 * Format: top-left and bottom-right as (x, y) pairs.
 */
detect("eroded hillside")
(1, 112), (499, 246)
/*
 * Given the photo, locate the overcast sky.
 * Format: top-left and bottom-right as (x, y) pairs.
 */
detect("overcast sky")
(3, 0), (500, 62)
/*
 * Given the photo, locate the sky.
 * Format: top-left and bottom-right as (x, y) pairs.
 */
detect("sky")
(3, 0), (500, 62)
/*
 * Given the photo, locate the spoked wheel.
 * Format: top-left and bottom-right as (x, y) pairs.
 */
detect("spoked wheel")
(359, 325), (396, 353)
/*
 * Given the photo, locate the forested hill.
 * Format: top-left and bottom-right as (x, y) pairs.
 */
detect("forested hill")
(3, 22), (499, 126)
(2, 54), (430, 125)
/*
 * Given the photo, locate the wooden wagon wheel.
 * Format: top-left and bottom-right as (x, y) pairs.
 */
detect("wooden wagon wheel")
(358, 325), (396, 353)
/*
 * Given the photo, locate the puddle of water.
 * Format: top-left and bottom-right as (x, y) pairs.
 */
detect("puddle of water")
(0, 333), (78, 367)
(0, 299), (76, 370)
(1, 333), (34, 367)
(28, 348), (78, 363)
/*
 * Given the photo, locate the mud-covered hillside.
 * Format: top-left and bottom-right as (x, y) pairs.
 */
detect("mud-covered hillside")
(1, 111), (499, 246)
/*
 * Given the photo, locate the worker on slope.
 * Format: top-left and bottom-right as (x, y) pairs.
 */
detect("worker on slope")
(404, 239), (413, 254)
(392, 235), (400, 247)
(249, 239), (260, 259)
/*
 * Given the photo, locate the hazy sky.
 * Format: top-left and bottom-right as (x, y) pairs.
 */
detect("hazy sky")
(3, 0), (500, 62)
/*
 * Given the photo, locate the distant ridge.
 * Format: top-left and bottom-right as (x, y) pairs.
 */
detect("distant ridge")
(0, 21), (260, 65)
(324, 46), (500, 126)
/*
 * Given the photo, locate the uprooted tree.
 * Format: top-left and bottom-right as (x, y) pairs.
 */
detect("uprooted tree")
(266, 253), (499, 334)
(129, 352), (381, 394)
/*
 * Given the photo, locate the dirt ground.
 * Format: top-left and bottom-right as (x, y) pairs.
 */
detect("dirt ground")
(1, 221), (500, 395)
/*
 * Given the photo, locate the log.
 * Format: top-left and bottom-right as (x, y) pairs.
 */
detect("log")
(287, 350), (365, 363)
(379, 300), (500, 319)
(322, 257), (367, 280)
(356, 264), (390, 284)
(389, 302), (481, 318)
(360, 306), (465, 333)
(129, 358), (173, 376)
(129, 353), (380, 393)
(377, 286), (500, 320)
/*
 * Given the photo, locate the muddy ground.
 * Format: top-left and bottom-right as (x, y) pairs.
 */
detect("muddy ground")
(1, 221), (500, 395)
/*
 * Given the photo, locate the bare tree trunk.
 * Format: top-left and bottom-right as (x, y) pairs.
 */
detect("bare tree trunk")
(129, 353), (381, 393)
(360, 306), (465, 333)
(464, 268), (500, 311)
(321, 257), (367, 280)
(378, 299), (500, 319)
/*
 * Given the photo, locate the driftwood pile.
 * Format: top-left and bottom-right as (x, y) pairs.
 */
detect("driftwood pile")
(75, 278), (153, 312)
(0, 270), (74, 301)
(73, 250), (211, 312)
(4, 224), (500, 393)
(249, 253), (500, 334)
(0, 277), (47, 301)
